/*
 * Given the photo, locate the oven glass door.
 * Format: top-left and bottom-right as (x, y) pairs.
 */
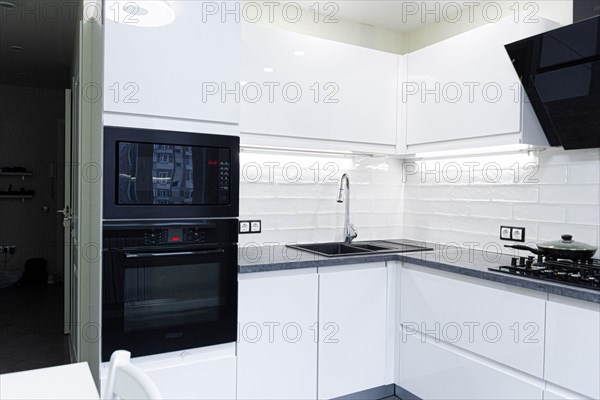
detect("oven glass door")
(102, 245), (237, 361)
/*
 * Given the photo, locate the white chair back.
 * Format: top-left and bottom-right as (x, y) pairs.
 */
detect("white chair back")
(103, 350), (163, 400)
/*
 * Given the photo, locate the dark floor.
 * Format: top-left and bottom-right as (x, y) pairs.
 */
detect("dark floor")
(0, 282), (70, 374)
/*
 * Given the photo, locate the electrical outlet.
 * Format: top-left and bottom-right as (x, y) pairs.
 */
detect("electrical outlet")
(8, 246), (15, 255)
(511, 227), (525, 242)
(239, 221), (250, 233)
(250, 221), (261, 233)
(500, 226), (512, 240)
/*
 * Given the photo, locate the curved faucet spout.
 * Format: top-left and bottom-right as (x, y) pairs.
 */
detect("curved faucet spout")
(337, 174), (357, 244)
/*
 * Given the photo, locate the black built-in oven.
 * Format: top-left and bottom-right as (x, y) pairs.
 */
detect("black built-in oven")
(101, 219), (238, 361)
(103, 126), (239, 220)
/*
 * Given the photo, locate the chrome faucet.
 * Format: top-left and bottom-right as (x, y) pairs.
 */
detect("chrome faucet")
(337, 173), (357, 244)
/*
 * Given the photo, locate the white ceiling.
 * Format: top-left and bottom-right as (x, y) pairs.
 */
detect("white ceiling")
(302, 0), (472, 33)
(0, 0), (78, 88)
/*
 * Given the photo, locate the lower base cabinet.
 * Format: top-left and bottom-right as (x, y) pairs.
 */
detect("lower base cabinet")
(237, 269), (319, 400)
(100, 345), (236, 400)
(398, 333), (543, 400)
(318, 264), (388, 399)
(236, 263), (389, 400)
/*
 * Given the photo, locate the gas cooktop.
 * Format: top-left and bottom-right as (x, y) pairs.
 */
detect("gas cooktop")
(489, 256), (600, 291)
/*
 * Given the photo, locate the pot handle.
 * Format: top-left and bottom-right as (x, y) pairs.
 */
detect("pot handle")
(504, 244), (543, 255)
(561, 234), (573, 242)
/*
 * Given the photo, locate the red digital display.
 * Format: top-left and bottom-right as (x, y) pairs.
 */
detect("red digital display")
(208, 161), (218, 166)
(171, 237), (181, 242)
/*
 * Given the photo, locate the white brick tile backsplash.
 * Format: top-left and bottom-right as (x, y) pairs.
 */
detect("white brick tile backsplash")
(241, 149), (599, 249)
(513, 204), (567, 223)
(539, 185), (600, 205)
(566, 205), (600, 226)
(567, 164), (600, 185)
(469, 202), (513, 219)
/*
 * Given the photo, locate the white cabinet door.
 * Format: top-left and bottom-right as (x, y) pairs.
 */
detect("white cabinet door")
(104, 1), (240, 124)
(398, 332), (543, 400)
(237, 270), (319, 400)
(318, 263), (388, 399)
(400, 267), (546, 378)
(545, 298), (600, 400)
(405, 18), (524, 147)
(240, 24), (398, 151)
(404, 17), (557, 151)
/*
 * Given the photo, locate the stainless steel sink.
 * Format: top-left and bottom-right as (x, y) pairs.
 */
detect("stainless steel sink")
(287, 240), (433, 257)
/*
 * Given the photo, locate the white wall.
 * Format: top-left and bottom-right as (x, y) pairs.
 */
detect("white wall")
(0, 84), (64, 275)
(402, 148), (600, 257)
(406, 0), (574, 52)
(239, 150), (404, 247)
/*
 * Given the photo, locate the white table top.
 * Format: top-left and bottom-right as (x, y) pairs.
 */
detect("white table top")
(0, 362), (99, 400)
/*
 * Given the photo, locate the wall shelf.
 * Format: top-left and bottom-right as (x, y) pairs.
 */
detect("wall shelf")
(0, 172), (33, 181)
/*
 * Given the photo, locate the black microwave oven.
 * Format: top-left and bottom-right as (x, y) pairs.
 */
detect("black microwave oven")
(103, 127), (239, 220)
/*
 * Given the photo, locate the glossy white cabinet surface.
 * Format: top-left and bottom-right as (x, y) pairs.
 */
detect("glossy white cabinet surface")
(399, 333), (543, 400)
(240, 24), (398, 150)
(237, 270), (318, 400)
(400, 267), (546, 378)
(404, 16), (556, 149)
(104, 1), (240, 124)
(318, 263), (388, 399)
(145, 355), (236, 400)
(545, 298), (600, 400)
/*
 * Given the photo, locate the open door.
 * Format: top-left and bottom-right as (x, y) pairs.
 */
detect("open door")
(61, 89), (73, 336)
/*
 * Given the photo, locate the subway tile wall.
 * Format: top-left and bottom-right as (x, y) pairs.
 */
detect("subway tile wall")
(402, 148), (600, 257)
(239, 151), (405, 247)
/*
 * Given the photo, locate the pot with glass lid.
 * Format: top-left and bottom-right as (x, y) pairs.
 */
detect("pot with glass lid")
(505, 235), (598, 260)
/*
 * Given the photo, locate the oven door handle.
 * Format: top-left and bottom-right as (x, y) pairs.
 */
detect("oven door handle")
(123, 249), (225, 259)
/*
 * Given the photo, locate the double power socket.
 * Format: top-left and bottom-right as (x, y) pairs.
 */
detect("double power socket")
(1, 245), (16, 255)
(500, 226), (525, 242)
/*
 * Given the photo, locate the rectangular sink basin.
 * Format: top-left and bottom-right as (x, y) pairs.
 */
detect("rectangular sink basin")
(287, 240), (432, 257)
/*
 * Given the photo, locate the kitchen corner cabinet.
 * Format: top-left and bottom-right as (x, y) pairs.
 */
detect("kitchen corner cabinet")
(103, 1), (240, 124)
(240, 24), (398, 154)
(237, 269), (319, 400)
(237, 263), (388, 400)
(401, 16), (559, 153)
(544, 297), (600, 399)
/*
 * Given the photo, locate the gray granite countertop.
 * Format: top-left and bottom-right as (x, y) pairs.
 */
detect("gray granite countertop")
(238, 240), (600, 304)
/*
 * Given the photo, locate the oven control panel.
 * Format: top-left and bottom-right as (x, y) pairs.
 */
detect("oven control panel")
(144, 228), (207, 245)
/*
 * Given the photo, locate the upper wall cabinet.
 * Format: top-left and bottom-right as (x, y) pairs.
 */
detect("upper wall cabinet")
(104, 1), (240, 125)
(240, 24), (399, 154)
(400, 16), (559, 153)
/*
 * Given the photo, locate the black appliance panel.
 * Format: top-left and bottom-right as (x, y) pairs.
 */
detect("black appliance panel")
(102, 220), (238, 362)
(505, 16), (600, 150)
(104, 127), (239, 219)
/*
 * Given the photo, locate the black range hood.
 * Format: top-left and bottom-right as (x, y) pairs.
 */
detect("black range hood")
(505, 16), (600, 150)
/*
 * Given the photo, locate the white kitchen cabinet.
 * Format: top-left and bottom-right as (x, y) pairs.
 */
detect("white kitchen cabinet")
(104, 1), (240, 125)
(545, 296), (600, 400)
(100, 344), (236, 400)
(398, 332), (544, 400)
(402, 16), (559, 153)
(318, 263), (388, 399)
(240, 24), (398, 154)
(400, 266), (546, 378)
(237, 269), (319, 400)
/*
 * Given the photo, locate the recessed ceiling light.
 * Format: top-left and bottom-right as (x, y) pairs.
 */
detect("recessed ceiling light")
(0, 1), (16, 9)
(263, 67), (274, 73)
(294, 51), (305, 56)
(10, 45), (24, 51)
(105, 0), (175, 27)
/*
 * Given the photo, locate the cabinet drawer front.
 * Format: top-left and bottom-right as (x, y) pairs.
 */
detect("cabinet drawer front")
(400, 267), (545, 377)
(399, 332), (543, 400)
(545, 300), (600, 399)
